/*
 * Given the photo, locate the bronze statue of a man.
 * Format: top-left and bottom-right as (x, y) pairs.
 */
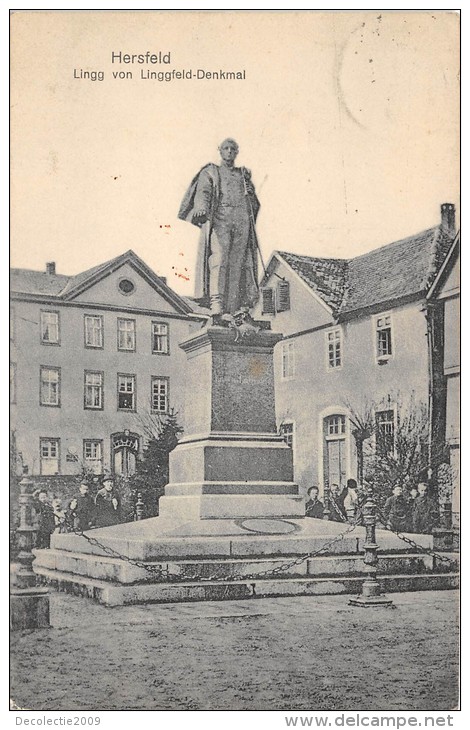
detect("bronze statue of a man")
(178, 139), (260, 315)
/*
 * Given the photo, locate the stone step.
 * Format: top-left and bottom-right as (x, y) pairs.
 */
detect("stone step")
(35, 565), (459, 607)
(34, 548), (459, 586)
(49, 520), (434, 560)
(165, 481), (300, 496)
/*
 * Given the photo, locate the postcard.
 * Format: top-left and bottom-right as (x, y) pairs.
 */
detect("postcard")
(9, 9), (460, 720)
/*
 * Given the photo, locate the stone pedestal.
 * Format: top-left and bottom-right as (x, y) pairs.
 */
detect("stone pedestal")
(158, 325), (303, 522)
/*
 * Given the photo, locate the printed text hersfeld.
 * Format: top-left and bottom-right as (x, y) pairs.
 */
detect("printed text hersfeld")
(73, 51), (246, 82)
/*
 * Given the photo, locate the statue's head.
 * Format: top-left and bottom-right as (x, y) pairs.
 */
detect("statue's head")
(219, 138), (239, 164)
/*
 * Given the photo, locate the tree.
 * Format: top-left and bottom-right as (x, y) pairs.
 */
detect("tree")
(344, 396), (374, 488)
(125, 409), (184, 518)
(345, 393), (449, 510)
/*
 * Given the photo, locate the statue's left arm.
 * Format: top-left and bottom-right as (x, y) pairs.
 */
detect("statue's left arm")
(242, 168), (260, 221)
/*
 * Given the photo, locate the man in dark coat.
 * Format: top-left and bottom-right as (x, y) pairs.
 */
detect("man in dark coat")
(406, 486), (419, 531)
(305, 486), (324, 519)
(178, 138), (260, 315)
(69, 482), (95, 532)
(95, 476), (121, 528)
(33, 490), (56, 548)
(382, 485), (410, 532)
(412, 480), (440, 534)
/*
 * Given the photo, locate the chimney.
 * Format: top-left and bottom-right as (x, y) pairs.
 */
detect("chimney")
(46, 262), (56, 275)
(440, 203), (455, 237)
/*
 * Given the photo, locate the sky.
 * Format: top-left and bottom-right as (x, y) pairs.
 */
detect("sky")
(10, 10), (459, 298)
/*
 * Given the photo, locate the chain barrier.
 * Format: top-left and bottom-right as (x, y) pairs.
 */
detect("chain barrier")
(195, 517), (361, 583)
(70, 526), (172, 580)
(57, 506), (457, 586)
(67, 517), (361, 585)
(376, 508), (456, 566)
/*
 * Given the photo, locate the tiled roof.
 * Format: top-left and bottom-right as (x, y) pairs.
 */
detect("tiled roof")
(10, 268), (70, 296)
(342, 226), (453, 314)
(275, 225), (454, 317)
(59, 258), (119, 297)
(10, 256), (122, 298)
(276, 252), (348, 315)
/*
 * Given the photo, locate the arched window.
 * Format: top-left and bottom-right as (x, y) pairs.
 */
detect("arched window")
(111, 431), (139, 477)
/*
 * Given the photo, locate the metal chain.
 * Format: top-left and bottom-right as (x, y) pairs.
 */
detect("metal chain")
(376, 508), (456, 566)
(71, 527), (172, 580)
(65, 507), (456, 586)
(196, 518), (361, 583)
(328, 496), (348, 522)
(68, 518), (361, 584)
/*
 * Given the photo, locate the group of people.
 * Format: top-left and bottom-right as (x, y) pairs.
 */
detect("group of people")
(305, 479), (362, 524)
(305, 474), (440, 535)
(382, 479), (439, 534)
(33, 476), (121, 549)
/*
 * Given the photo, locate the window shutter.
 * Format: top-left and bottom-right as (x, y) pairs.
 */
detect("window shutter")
(276, 280), (290, 312)
(261, 287), (275, 315)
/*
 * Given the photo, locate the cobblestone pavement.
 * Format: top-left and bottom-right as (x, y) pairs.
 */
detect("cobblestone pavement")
(10, 589), (459, 712)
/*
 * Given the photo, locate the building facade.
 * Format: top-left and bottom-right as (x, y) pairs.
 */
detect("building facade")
(10, 250), (206, 478)
(252, 204), (457, 508)
(427, 233), (460, 522)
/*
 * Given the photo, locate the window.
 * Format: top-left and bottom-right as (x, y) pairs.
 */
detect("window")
(40, 438), (60, 475)
(118, 278), (135, 295)
(84, 315), (104, 349)
(325, 415), (346, 436)
(10, 362), (16, 404)
(117, 318), (136, 351)
(276, 280), (291, 312)
(327, 328), (342, 369)
(40, 366), (60, 406)
(152, 322), (169, 354)
(280, 422), (294, 449)
(151, 377), (169, 413)
(323, 414), (348, 492)
(83, 440), (103, 474)
(84, 371), (104, 410)
(261, 282), (290, 315)
(261, 288), (275, 315)
(118, 374), (136, 411)
(376, 409), (395, 456)
(112, 432), (139, 477)
(40, 311), (60, 345)
(281, 341), (295, 379)
(376, 314), (392, 360)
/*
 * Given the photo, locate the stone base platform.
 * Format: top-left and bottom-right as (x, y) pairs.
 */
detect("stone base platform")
(46, 515), (432, 560)
(35, 566), (459, 608)
(33, 518), (458, 606)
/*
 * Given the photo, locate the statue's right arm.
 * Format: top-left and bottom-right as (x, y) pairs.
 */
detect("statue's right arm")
(192, 168), (214, 223)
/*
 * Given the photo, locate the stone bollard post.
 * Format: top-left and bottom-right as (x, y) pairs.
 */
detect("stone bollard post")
(349, 489), (393, 608)
(135, 492), (145, 521)
(10, 473), (50, 630)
